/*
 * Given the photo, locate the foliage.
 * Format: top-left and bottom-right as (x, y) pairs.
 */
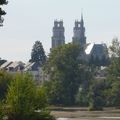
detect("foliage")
(0, 0), (7, 15)
(34, 87), (48, 109)
(0, 102), (5, 120)
(4, 73), (54, 120)
(6, 74), (36, 116)
(30, 41), (46, 66)
(0, 70), (12, 100)
(75, 64), (95, 106)
(109, 38), (120, 58)
(75, 86), (89, 106)
(44, 43), (81, 105)
(0, 0), (8, 26)
(108, 38), (120, 79)
(28, 111), (55, 120)
(88, 79), (107, 111)
(110, 79), (120, 108)
(106, 38), (120, 107)
(44, 43), (92, 106)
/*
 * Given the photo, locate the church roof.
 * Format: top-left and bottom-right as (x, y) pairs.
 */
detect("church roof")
(85, 43), (94, 54)
(85, 43), (107, 55)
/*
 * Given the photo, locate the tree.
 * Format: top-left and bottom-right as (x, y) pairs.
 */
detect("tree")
(106, 38), (120, 107)
(30, 41), (46, 66)
(109, 38), (120, 58)
(75, 86), (89, 106)
(88, 79), (107, 110)
(108, 38), (120, 77)
(0, 0), (8, 26)
(5, 73), (54, 120)
(44, 43), (92, 105)
(0, 70), (12, 100)
(44, 43), (81, 105)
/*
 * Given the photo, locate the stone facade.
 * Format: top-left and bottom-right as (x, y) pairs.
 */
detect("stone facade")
(72, 14), (86, 47)
(51, 20), (65, 49)
(51, 14), (109, 66)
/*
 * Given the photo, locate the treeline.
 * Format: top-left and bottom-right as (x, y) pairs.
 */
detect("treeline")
(0, 38), (120, 120)
(42, 38), (120, 110)
(0, 71), (55, 120)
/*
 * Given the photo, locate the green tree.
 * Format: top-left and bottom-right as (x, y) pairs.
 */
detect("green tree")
(35, 87), (48, 109)
(75, 86), (89, 106)
(106, 38), (120, 107)
(6, 74), (36, 117)
(108, 38), (120, 77)
(44, 43), (92, 105)
(0, 102), (5, 120)
(109, 38), (120, 58)
(29, 41), (46, 66)
(0, 0), (8, 26)
(75, 64), (95, 106)
(0, 70), (12, 100)
(88, 79), (107, 111)
(5, 73), (54, 120)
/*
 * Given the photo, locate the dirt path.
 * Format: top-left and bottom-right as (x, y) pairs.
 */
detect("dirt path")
(50, 107), (120, 120)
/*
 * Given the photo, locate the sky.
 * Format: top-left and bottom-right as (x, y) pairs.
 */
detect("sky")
(0, 0), (120, 62)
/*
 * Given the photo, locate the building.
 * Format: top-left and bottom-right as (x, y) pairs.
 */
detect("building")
(51, 14), (109, 66)
(24, 62), (45, 83)
(51, 20), (65, 49)
(0, 61), (13, 70)
(0, 61), (45, 84)
(85, 43), (109, 66)
(72, 14), (86, 48)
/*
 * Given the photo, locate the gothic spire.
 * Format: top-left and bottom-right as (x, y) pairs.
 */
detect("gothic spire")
(81, 12), (84, 26)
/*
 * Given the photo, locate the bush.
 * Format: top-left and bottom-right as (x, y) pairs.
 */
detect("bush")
(75, 88), (89, 106)
(4, 73), (55, 120)
(0, 102), (4, 120)
(88, 97), (103, 111)
(88, 79), (107, 111)
(0, 70), (12, 100)
(29, 111), (55, 120)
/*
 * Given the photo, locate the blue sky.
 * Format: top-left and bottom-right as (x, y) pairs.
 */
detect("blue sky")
(0, 0), (120, 62)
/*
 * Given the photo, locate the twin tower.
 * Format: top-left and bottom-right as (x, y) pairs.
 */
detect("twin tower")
(52, 15), (86, 49)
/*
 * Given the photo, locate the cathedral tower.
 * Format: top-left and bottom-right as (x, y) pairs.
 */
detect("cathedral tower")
(51, 20), (65, 49)
(72, 14), (86, 47)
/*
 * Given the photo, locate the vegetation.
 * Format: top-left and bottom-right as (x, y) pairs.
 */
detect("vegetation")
(0, 70), (12, 100)
(105, 38), (120, 108)
(0, 72), (55, 120)
(0, 0), (8, 26)
(44, 43), (93, 106)
(42, 38), (120, 110)
(29, 41), (46, 66)
(0, 38), (120, 116)
(88, 79), (107, 110)
(87, 38), (120, 110)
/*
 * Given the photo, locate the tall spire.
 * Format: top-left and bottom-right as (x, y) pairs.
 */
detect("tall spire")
(81, 11), (84, 25)
(81, 10), (83, 19)
(72, 11), (86, 47)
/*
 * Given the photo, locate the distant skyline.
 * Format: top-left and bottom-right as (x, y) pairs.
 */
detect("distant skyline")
(0, 0), (120, 62)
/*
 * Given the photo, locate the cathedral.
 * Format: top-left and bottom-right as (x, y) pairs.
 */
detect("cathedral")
(51, 20), (65, 48)
(51, 14), (109, 66)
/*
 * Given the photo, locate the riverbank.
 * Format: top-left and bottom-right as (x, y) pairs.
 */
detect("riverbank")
(50, 107), (120, 120)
